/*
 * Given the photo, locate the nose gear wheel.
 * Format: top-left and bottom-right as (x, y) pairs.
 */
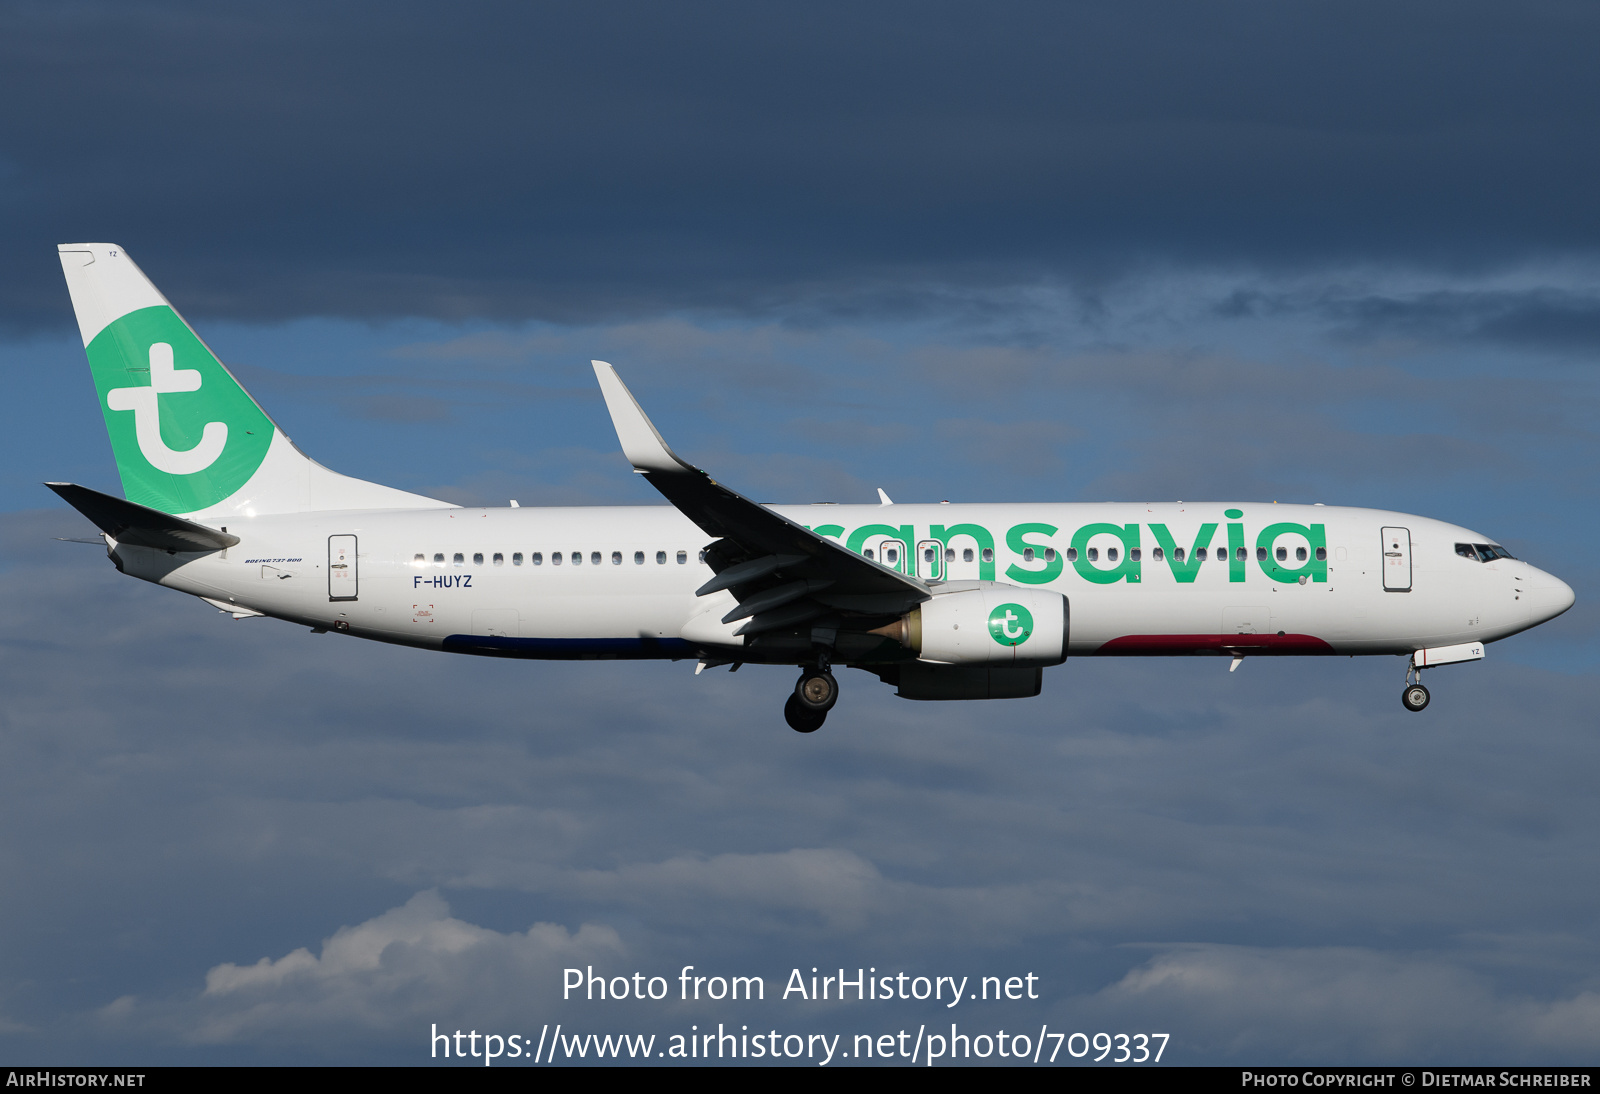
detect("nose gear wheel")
(1402, 683), (1430, 712)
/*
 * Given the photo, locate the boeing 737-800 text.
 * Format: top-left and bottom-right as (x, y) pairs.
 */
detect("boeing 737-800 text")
(48, 244), (1576, 731)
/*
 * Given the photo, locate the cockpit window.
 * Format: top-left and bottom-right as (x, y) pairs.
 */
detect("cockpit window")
(1458, 542), (1517, 562)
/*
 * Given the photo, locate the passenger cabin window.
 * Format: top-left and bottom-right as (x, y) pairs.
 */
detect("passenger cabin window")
(864, 549), (874, 560)
(1107, 547), (1119, 562)
(433, 553), (445, 564)
(453, 552), (465, 565)
(513, 552), (524, 565)
(1066, 547), (1078, 561)
(924, 547), (936, 564)
(492, 552), (503, 566)
(1236, 547), (1247, 560)
(656, 551), (667, 564)
(634, 551), (645, 565)
(533, 552), (544, 565)
(1315, 547), (1327, 561)
(1153, 547), (1164, 561)
(612, 551), (622, 565)
(1256, 547), (1268, 561)
(1087, 547), (1099, 562)
(886, 548), (899, 565)
(1129, 548), (1140, 562)
(1023, 548), (1034, 562)
(1045, 547), (1057, 562)
(591, 551), (602, 566)
(1276, 547), (1287, 562)
(413, 553), (425, 566)
(1296, 547), (1307, 561)
(473, 552), (484, 565)
(1196, 548), (1207, 561)
(552, 552), (563, 565)
(676, 551), (688, 564)
(982, 548), (994, 563)
(963, 548), (974, 562)
(1174, 548), (1185, 561)
(571, 551), (582, 566)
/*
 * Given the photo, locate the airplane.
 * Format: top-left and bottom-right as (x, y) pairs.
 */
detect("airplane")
(47, 243), (1576, 732)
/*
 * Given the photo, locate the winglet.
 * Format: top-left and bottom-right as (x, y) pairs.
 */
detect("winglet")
(592, 361), (695, 475)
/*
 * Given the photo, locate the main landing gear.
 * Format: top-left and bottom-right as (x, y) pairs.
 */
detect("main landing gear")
(1401, 658), (1430, 712)
(784, 665), (839, 733)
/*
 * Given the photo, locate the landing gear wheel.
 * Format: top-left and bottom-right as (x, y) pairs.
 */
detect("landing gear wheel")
(784, 694), (826, 733)
(1402, 683), (1431, 712)
(794, 670), (839, 713)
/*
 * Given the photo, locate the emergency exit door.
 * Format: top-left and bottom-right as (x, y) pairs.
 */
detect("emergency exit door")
(1381, 527), (1412, 592)
(329, 535), (358, 601)
(865, 535), (909, 573)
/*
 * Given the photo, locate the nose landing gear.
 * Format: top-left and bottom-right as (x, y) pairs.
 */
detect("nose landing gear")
(784, 665), (838, 733)
(1401, 658), (1430, 712)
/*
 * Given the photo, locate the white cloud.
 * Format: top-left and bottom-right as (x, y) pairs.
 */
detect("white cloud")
(115, 891), (624, 1046)
(1093, 944), (1600, 1062)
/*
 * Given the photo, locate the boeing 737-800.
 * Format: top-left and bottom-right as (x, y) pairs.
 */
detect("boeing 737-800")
(48, 244), (1576, 731)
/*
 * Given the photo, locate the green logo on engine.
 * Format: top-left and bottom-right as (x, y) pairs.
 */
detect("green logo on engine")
(987, 603), (1033, 646)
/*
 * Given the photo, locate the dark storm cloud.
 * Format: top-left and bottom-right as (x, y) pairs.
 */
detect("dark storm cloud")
(1220, 286), (1600, 352)
(1328, 290), (1600, 352)
(6, 1), (1600, 327)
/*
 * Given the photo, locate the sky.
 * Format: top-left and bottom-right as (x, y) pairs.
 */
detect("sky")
(2, 0), (1599, 1066)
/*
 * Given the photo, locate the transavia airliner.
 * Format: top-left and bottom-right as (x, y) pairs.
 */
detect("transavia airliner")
(49, 244), (1576, 731)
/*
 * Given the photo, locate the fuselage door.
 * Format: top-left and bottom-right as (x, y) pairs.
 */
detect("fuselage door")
(329, 534), (358, 601)
(916, 539), (945, 581)
(1381, 526), (1412, 592)
(864, 534), (909, 574)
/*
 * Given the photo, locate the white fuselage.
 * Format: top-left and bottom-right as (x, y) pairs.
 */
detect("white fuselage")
(111, 501), (1574, 664)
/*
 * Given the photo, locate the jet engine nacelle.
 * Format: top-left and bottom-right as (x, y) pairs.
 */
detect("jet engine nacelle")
(883, 582), (1068, 666)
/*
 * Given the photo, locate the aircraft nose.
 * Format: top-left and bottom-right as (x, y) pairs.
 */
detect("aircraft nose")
(1526, 567), (1576, 624)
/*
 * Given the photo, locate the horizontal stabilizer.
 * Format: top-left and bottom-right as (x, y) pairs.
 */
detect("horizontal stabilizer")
(45, 482), (239, 552)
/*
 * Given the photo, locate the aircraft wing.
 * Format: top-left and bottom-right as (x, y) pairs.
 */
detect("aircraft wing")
(592, 361), (930, 636)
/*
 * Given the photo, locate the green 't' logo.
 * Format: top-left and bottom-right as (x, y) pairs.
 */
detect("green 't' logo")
(86, 306), (273, 514)
(987, 603), (1034, 646)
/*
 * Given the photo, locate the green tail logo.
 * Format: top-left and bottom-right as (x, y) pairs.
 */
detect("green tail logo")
(87, 306), (273, 514)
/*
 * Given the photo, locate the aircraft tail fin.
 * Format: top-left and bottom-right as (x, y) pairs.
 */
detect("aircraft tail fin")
(56, 243), (449, 519)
